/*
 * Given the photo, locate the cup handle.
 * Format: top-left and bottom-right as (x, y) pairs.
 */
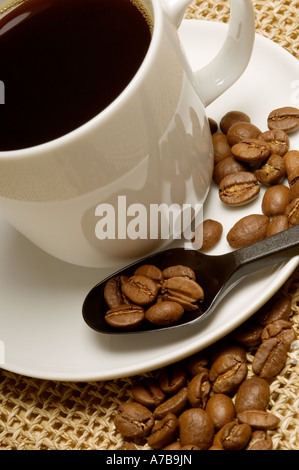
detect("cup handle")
(162, 0), (255, 106)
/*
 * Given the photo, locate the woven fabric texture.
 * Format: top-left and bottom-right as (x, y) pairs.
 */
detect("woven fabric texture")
(0, 0), (298, 450)
(186, 0), (299, 58)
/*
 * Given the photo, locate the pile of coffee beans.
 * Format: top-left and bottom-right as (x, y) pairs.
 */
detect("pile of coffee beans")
(201, 106), (299, 251)
(112, 106), (298, 450)
(104, 265), (204, 329)
(114, 291), (296, 450)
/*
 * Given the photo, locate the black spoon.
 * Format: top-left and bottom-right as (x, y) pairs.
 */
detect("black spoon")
(82, 224), (299, 334)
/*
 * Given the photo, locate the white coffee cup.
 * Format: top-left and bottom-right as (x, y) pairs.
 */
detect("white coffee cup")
(0, 0), (255, 267)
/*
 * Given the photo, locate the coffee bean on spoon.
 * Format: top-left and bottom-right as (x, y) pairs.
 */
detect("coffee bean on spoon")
(145, 301), (184, 326)
(103, 266), (204, 330)
(121, 275), (158, 306)
(160, 276), (204, 311)
(162, 265), (196, 281)
(104, 275), (130, 308)
(134, 264), (164, 286)
(105, 304), (145, 330)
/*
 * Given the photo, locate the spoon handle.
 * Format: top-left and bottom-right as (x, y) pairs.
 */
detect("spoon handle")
(229, 224), (299, 283)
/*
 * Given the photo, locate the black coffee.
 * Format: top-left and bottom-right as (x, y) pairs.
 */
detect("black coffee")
(0, 0), (152, 150)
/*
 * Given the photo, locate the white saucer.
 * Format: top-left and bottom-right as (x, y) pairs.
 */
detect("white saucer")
(1, 20), (298, 382)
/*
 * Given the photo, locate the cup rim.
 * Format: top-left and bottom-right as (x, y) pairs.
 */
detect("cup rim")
(0, 0), (163, 158)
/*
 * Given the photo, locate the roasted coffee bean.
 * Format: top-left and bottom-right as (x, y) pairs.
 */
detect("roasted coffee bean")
(219, 171), (260, 206)
(268, 106), (299, 134)
(220, 111), (251, 134)
(153, 387), (188, 419)
(209, 351), (248, 394)
(213, 156), (247, 185)
(246, 430), (273, 450)
(192, 219), (223, 251)
(104, 275), (129, 308)
(163, 442), (182, 450)
(187, 351), (209, 376)
(252, 337), (289, 379)
(234, 377), (270, 413)
(213, 421), (252, 450)
(261, 320), (296, 348)
(209, 342), (247, 394)
(180, 444), (201, 450)
(179, 408), (215, 450)
(258, 129), (290, 156)
(104, 264), (207, 330)
(121, 275), (158, 306)
(227, 214), (269, 249)
(262, 184), (291, 217)
(114, 402), (154, 438)
(285, 197), (299, 225)
(145, 301), (184, 326)
(158, 362), (187, 395)
(255, 154), (286, 186)
(134, 265), (164, 285)
(205, 394), (235, 429)
(131, 378), (165, 409)
(118, 442), (138, 450)
(212, 133), (233, 164)
(227, 122), (261, 146)
(233, 320), (263, 347)
(256, 293), (292, 325)
(147, 413), (179, 449)
(164, 442), (201, 450)
(187, 370), (211, 408)
(162, 265), (196, 281)
(290, 177), (299, 201)
(267, 215), (289, 237)
(208, 117), (218, 134)
(161, 276), (204, 310)
(284, 150), (299, 199)
(210, 341), (247, 363)
(105, 304), (145, 330)
(237, 410), (280, 431)
(231, 138), (271, 164)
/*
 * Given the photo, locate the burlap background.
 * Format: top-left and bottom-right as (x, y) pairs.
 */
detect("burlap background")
(0, 0), (298, 450)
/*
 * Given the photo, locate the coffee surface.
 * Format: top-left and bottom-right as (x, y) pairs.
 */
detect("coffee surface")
(0, 0), (152, 150)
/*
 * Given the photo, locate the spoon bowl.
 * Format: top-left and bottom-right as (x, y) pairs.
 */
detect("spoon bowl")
(82, 224), (299, 334)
